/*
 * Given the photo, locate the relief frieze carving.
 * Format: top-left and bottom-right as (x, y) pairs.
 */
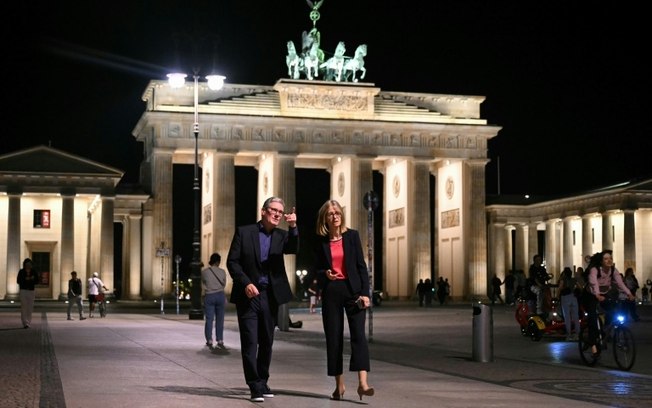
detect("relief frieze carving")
(444, 135), (459, 148)
(292, 129), (306, 143)
(252, 127), (265, 141)
(168, 123), (181, 138)
(205, 123), (479, 153)
(313, 129), (328, 142)
(427, 134), (439, 146)
(287, 93), (367, 111)
(232, 126), (245, 140)
(441, 209), (460, 229)
(273, 128), (286, 142)
(203, 203), (212, 225)
(211, 124), (226, 140)
(389, 207), (405, 228)
(351, 131), (365, 144)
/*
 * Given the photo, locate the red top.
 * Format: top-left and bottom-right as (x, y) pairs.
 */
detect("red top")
(329, 239), (347, 279)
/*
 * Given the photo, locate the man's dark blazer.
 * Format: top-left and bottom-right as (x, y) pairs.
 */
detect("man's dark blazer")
(227, 222), (298, 305)
(314, 229), (369, 296)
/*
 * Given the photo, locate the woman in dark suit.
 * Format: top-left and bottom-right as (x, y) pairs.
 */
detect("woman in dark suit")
(314, 199), (374, 401)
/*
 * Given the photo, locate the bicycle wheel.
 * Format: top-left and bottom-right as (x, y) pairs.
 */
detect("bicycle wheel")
(612, 326), (636, 371)
(99, 301), (107, 318)
(578, 326), (599, 366)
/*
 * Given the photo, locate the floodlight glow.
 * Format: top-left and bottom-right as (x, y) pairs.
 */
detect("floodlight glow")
(206, 74), (226, 90)
(167, 72), (187, 88)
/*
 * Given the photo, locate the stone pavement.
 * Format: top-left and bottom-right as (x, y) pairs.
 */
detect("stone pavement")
(1, 300), (651, 408)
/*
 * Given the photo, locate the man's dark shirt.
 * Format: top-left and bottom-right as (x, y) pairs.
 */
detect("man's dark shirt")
(529, 264), (548, 286)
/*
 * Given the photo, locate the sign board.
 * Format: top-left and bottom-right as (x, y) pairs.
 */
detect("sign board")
(156, 248), (170, 257)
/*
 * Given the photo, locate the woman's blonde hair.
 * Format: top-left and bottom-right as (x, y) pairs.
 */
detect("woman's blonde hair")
(315, 199), (348, 237)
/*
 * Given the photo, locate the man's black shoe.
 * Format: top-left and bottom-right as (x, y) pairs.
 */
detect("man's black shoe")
(263, 386), (275, 398)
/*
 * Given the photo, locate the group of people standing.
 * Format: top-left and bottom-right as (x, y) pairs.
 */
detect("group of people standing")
(521, 252), (640, 346)
(490, 251), (642, 348)
(16, 257), (108, 327)
(415, 277), (450, 307)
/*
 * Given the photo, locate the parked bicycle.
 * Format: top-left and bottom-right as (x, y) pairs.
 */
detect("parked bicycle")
(578, 300), (636, 370)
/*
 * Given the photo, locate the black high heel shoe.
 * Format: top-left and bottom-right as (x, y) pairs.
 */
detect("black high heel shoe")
(357, 386), (375, 400)
(331, 389), (345, 400)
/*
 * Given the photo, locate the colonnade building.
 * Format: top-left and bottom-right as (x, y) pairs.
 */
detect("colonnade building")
(487, 180), (652, 284)
(2, 79), (650, 302)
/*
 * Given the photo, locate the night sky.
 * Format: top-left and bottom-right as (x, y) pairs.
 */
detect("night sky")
(4, 2), (652, 275)
(6, 1), (652, 194)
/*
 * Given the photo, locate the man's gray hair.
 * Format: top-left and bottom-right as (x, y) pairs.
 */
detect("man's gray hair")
(262, 196), (285, 209)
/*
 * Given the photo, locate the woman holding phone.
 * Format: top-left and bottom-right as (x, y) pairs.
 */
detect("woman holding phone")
(314, 199), (374, 401)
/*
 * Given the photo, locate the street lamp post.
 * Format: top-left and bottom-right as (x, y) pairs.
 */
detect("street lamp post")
(174, 254), (181, 315)
(363, 191), (379, 342)
(168, 70), (225, 320)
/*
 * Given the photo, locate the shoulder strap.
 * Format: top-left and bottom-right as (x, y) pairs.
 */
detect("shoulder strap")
(209, 267), (226, 287)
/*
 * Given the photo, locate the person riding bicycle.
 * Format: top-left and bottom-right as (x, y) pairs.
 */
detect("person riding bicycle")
(581, 250), (634, 357)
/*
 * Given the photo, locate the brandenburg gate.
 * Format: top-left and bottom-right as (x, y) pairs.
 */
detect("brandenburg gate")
(132, 78), (500, 301)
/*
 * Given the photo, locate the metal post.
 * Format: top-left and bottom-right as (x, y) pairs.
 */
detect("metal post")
(174, 254), (181, 315)
(363, 191), (378, 342)
(160, 255), (165, 314)
(156, 243), (170, 315)
(189, 74), (204, 320)
(168, 54), (224, 320)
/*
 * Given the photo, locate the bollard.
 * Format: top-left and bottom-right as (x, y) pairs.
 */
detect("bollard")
(277, 303), (290, 331)
(472, 303), (494, 362)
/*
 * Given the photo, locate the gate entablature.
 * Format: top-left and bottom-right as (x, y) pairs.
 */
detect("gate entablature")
(135, 79), (499, 165)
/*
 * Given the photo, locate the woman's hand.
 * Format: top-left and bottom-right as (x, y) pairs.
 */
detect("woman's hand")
(326, 269), (336, 280)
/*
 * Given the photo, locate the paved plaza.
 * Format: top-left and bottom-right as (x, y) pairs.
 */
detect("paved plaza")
(1, 300), (651, 407)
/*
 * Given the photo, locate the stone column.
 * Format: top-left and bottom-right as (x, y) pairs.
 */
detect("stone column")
(581, 214), (593, 266)
(602, 211), (612, 250)
(100, 196), (115, 291)
(528, 222), (539, 267)
(464, 160), (488, 298)
(5, 193), (21, 299)
(141, 200), (154, 297)
(562, 217), (574, 269)
(492, 222), (506, 278)
(623, 209), (636, 270)
(127, 214), (142, 300)
(545, 219), (559, 278)
(274, 154), (296, 276)
(409, 160), (432, 290)
(431, 166), (439, 281)
(274, 154), (296, 332)
(515, 224), (527, 272)
(60, 193), (75, 298)
(151, 151), (174, 296)
(350, 157), (373, 235)
(209, 153), (236, 268)
(505, 225), (514, 273)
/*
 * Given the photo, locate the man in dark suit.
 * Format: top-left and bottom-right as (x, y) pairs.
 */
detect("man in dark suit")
(227, 196), (298, 403)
